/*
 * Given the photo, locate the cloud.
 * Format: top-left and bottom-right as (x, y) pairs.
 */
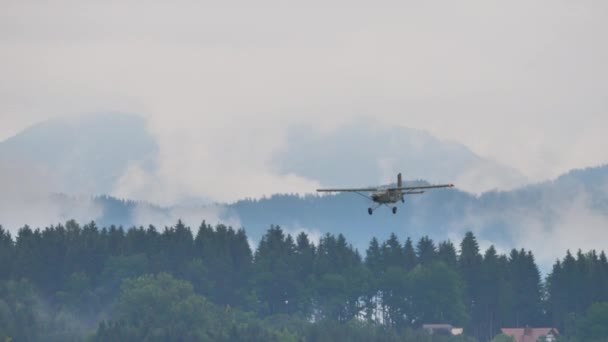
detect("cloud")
(130, 202), (242, 230)
(2, 0), (608, 205)
(451, 181), (608, 272)
(282, 223), (323, 247)
(515, 192), (608, 269)
(453, 158), (529, 194)
(0, 158), (102, 234)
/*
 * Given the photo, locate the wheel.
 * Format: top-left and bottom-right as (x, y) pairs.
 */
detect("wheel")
(368, 208), (373, 215)
(392, 207), (397, 214)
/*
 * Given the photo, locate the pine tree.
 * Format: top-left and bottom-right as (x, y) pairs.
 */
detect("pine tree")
(403, 237), (417, 272)
(416, 236), (437, 266)
(0, 226), (14, 281)
(364, 237), (383, 323)
(294, 232), (316, 316)
(599, 251), (608, 303)
(506, 249), (543, 327)
(254, 226), (298, 315)
(459, 231), (482, 337)
(314, 233), (365, 322)
(477, 245), (511, 342)
(382, 233), (403, 270)
(438, 240), (458, 268)
(365, 237), (383, 277)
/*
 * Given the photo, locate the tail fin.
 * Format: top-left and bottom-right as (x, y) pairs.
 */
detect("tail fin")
(397, 173), (402, 187)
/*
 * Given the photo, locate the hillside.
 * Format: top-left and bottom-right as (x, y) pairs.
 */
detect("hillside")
(1, 114), (607, 269)
(0, 112), (158, 196)
(274, 120), (528, 193)
(0, 114), (525, 198)
(68, 164), (608, 271)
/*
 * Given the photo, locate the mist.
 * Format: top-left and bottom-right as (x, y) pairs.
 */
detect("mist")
(450, 175), (608, 271)
(0, 158), (102, 235)
(2, 0), (608, 204)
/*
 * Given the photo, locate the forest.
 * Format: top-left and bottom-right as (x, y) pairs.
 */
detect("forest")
(0, 220), (607, 341)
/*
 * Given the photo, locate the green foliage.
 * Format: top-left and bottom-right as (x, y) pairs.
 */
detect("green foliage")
(576, 302), (608, 341)
(0, 279), (93, 341)
(0, 279), (41, 341)
(0, 227), (13, 281)
(97, 273), (302, 341)
(101, 254), (149, 289)
(193, 222), (252, 308)
(417, 236), (438, 266)
(100, 273), (220, 341)
(1, 220), (608, 341)
(490, 333), (515, 342)
(408, 262), (469, 327)
(547, 250), (608, 334)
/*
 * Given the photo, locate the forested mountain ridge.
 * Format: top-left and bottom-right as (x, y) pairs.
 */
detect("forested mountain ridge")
(0, 222), (606, 341)
(81, 164), (608, 271)
(1, 163), (606, 274)
(2, 113), (606, 271)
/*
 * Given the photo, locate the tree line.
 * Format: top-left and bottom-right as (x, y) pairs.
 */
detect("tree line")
(0, 220), (607, 341)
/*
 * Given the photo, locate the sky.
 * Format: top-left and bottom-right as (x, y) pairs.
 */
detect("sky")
(1, 0), (608, 204)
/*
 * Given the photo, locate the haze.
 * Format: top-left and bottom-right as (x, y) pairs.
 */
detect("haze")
(2, 0), (608, 204)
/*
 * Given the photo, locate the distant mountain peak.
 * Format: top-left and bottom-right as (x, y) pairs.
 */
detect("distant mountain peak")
(0, 112), (159, 196)
(273, 120), (528, 193)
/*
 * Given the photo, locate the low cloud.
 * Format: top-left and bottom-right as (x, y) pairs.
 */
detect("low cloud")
(110, 114), (322, 205)
(282, 223), (323, 247)
(0, 158), (102, 234)
(130, 202), (242, 231)
(453, 158), (529, 194)
(3, 0), (608, 205)
(451, 181), (608, 272)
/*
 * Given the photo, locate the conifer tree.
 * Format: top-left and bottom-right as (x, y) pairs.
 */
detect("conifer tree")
(403, 237), (417, 272)
(382, 233), (403, 270)
(416, 236), (437, 265)
(254, 226), (298, 315)
(459, 231), (482, 337)
(365, 237), (383, 277)
(438, 240), (458, 268)
(0, 226), (13, 280)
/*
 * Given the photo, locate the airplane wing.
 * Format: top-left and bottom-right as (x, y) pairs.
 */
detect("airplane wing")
(390, 184), (454, 191)
(316, 188), (379, 192)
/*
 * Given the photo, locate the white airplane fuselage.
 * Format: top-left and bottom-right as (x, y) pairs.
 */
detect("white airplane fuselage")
(371, 189), (402, 204)
(315, 172), (452, 215)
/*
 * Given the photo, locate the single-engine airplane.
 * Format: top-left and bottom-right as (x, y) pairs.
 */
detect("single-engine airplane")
(316, 173), (454, 215)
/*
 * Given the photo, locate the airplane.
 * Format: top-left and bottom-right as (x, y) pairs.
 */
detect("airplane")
(316, 173), (454, 215)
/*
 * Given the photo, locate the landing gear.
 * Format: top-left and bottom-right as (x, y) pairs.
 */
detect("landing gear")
(392, 207), (397, 214)
(368, 204), (380, 215)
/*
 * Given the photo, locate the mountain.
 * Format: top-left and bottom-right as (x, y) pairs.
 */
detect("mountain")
(245, 165), (608, 268)
(273, 120), (528, 193)
(2, 113), (607, 270)
(0, 112), (158, 196)
(69, 165), (606, 272)
(1, 164), (607, 271)
(1, 113), (526, 198)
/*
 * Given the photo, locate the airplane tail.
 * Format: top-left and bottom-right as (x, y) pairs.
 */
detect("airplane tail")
(398, 173), (404, 202)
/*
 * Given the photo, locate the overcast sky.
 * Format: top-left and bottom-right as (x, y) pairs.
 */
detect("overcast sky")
(1, 0), (607, 203)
